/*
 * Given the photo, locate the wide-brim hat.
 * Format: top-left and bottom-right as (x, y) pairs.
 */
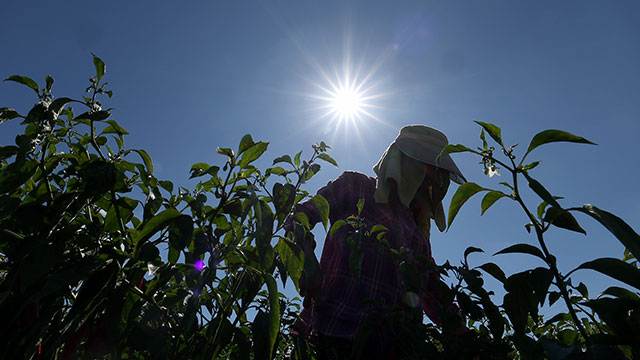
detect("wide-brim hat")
(393, 125), (466, 184)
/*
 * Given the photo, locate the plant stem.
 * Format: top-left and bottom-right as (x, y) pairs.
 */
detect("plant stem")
(508, 157), (590, 344)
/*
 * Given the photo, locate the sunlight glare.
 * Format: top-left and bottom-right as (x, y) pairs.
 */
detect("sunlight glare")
(330, 85), (364, 121)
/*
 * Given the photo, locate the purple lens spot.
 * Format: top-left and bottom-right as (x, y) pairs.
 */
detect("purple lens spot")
(195, 259), (206, 271)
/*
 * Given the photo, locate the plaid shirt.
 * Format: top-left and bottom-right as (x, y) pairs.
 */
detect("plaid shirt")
(290, 171), (448, 341)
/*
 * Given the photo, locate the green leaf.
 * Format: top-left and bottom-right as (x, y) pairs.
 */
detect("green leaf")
(0, 108), (22, 124)
(75, 110), (110, 121)
(520, 161), (540, 171)
(570, 204), (640, 261)
(272, 155), (292, 166)
(464, 246), (484, 261)
(217, 147), (234, 158)
(522, 172), (561, 209)
(349, 247), (364, 279)
(5, 75), (39, 95)
(494, 243), (546, 261)
(478, 262), (507, 283)
(511, 334), (545, 360)
(447, 182), (486, 229)
(239, 141), (268, 168)
(189, 163), (219, 180)
(294, 212), (310, 229)
(369, 224), (388, 236)
(548, 292), (561, 306)
(330, 220), (348, 236)
(600, 286), (640, 301)
(273, 183), (296, 222)
(49, 97), (74, 114)
(133, 209), (182, 254)
(45, 75), (54, 92)
(575, 258), (640, 290)
(313, 194), (330, 231)
(92, 53), (106, 81)
(524, 129), (596, 159)
(275, 238), (304, 290)
(102, 120), (130, 135)
(356, 198), (364, 215)
(543, 207), (586, 234)
(238, 134), (255, 155)
(266, 166), (286, 176)
(169, 215), (193, 252)
(436, 144), (474, 163)
(474, 121), (503, 146)
(481, 190), (508, 215)
(294, 151), (302, 167)
(264, 274), (280, 358)
(317, 153), (338, 167)
(133, 149), (154, 175)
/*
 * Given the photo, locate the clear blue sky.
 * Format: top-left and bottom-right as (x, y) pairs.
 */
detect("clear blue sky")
(2, 1), (639, 310)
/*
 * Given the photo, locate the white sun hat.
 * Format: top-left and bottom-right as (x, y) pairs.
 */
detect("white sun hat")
(393, 125), (466, 185)
(373, 125), (466, 233)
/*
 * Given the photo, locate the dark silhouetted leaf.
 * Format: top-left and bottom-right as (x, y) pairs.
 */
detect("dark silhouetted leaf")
(601, 286), (640, 301)
(478, 262), (507, 283)
(571, 204), (640, 261)
(575, 258), (640, 290)
(494, 243), (546, 261)
(544, 207), (586, 234)
(464, 246), (484, 261)
(522, 172), (561, 209)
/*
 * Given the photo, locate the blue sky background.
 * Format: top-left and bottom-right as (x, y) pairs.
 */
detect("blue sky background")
(2, 1), (639, 315)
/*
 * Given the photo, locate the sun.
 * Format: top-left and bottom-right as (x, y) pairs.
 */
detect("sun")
(312, 69), (381, 129)
(329, 84), (365, 122)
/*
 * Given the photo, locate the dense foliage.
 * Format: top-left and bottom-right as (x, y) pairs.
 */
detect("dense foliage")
(1, 57), (639, 359)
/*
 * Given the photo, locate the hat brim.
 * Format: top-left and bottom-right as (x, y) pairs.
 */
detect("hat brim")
(395, 137), (467, 184)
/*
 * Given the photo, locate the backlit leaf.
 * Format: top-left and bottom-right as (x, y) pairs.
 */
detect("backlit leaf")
(524, 129), (596, 159)
(317, 153), (338, 167)
(92, 53), (106, 81)
(313, 194), (330, 231)
(5, 75), (39, 94)
(474, 121), (503, 146)
(481, 190), (508, 215)
(239, 141), (268, 168)
(448, 182), (486, 229)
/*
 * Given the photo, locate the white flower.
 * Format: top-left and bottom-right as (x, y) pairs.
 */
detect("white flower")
(488, 165), (500, 178)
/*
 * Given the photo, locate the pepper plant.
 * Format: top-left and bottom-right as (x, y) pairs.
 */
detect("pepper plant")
(0, 55), (333, 359)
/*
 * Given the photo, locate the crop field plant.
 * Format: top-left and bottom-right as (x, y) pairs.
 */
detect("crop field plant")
(0, 56), (639, 359)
